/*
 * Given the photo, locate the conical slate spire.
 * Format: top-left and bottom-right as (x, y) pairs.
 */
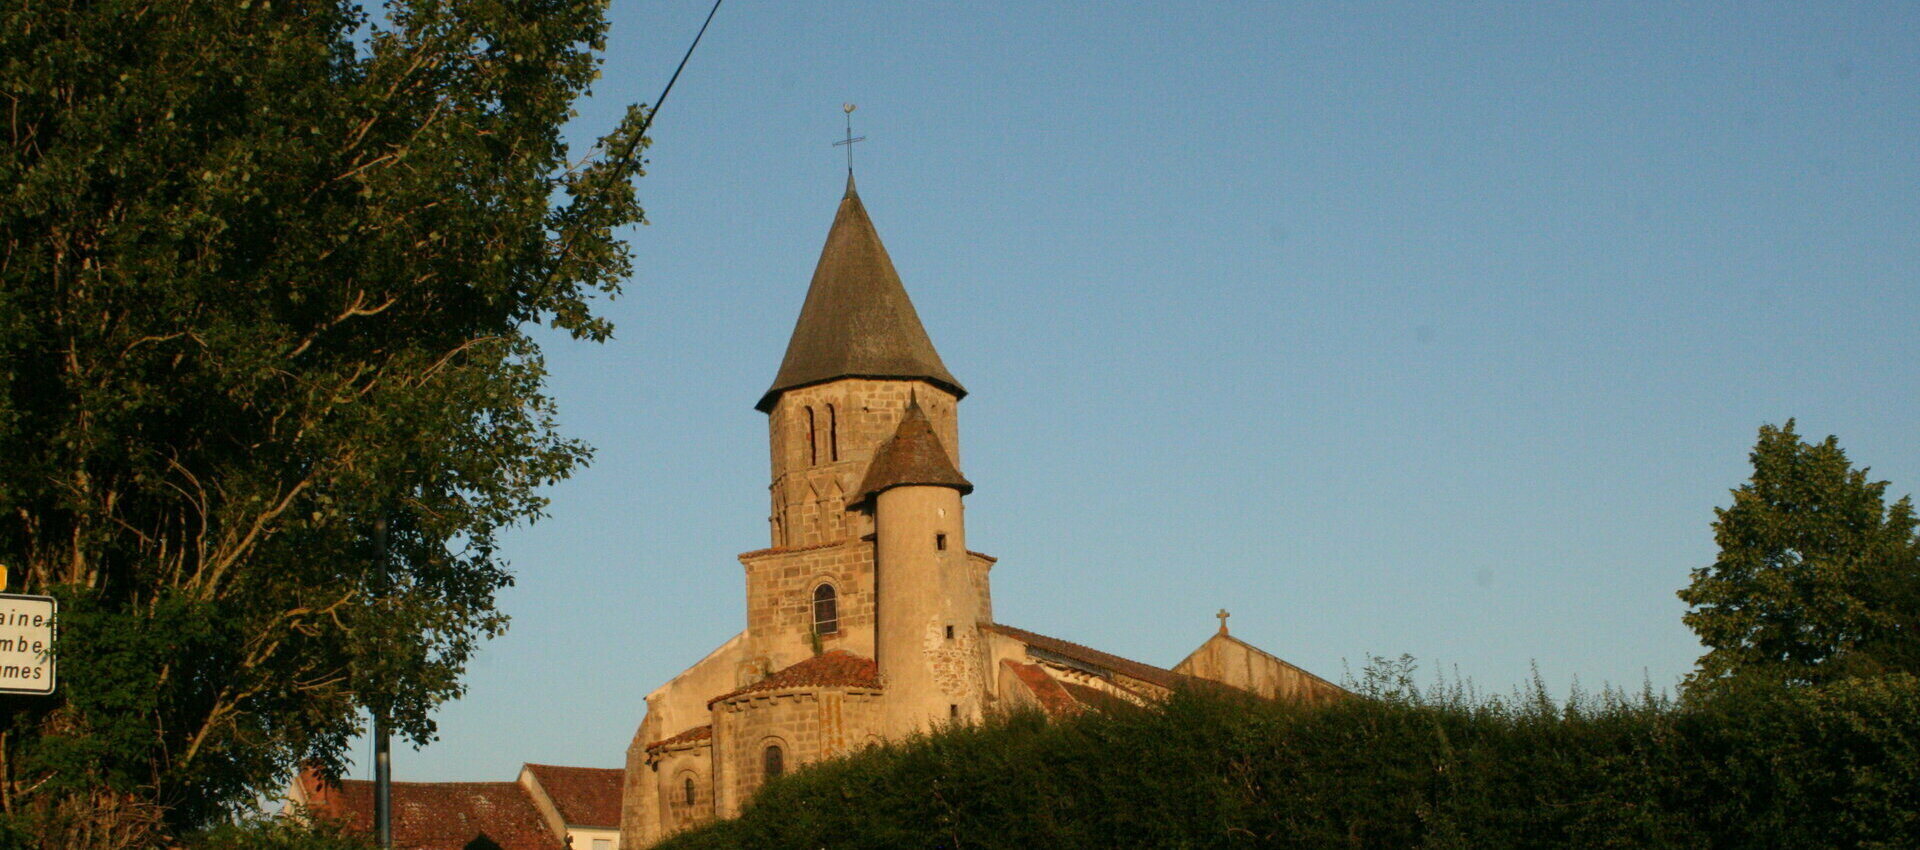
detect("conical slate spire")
(857, 395), (972, 501)
(756, 179), (964, 412)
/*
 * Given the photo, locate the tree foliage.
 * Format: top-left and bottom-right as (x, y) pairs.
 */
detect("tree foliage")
(0, 0), (645, 843)
(184, 812), (374, 850)
(658, 677), (1920, 850)
(1679, 421), (1920, 693)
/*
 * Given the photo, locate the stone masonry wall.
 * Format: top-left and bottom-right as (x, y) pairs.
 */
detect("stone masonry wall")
(1173, 634), (1348, 703)
(652, 744), (714, 840)
(620, 714), (659, 849)
(967, 550), (995, 625)
(711, 689), (884, 818)
(740, 540), (876, 672)
(766, 380), (958, 549)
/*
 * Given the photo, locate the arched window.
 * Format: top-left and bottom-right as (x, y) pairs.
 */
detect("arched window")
(764, 744), (785, 780)
(683, 776), (696, 806)
(827, 404), (839, 461)
(812, 584), (839, 636)
(805, 407), (817, 466)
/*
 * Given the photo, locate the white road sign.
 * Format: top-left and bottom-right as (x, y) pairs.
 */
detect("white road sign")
(0, 594), (55, 695)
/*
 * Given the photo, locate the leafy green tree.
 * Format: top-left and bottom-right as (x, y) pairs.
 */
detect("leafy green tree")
(186, 812), (374, 850)
(1680, 421), (1920, 694)
(0, 0), (645, 844)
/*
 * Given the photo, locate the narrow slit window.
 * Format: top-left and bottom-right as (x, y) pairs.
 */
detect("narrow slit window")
(813, 584), (839, 636)
(935, 533), (948, 551)
(683, 777), (696, 806)
(949, 704), (959, 719)
(764, 744), (785, 779)
(827, 404), (839, 461)
(945, 625), (954, 640)
(805, 407), (817, 466)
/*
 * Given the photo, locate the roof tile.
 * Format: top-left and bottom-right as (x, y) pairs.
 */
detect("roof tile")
(523, 763), (622, 829)
(1001, 660), (1083, 718)
(987, 623), (1210, 693)
(1058, 679), (1138, 710)
(857, 396), (972, 500)
(300, 775), (563, 850)
(709, 650), (880, 707)
(645, 724), (714, 752)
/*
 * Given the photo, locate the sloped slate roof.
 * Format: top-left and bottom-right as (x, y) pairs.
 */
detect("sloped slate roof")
(301, 776), (563, 850)
(709, 649), (881, 707)
(857, 396), (972, 500)
(523, 764), (622, 829)
(757, 175), (964, 412)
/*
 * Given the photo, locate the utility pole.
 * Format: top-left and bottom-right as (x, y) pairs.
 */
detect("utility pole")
(374, 714), (391, 847)
(373, 517), (392, 849)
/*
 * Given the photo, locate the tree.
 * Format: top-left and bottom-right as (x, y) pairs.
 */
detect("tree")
(187, 812), (375, 850)
(1679, 421), (1920, 694)
(0, 0), (646, 844)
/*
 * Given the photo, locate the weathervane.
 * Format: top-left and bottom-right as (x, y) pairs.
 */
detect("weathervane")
(834, 102), (866, 174)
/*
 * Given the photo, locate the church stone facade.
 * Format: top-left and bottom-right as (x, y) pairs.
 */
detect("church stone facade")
(620, 177), (1345, 847)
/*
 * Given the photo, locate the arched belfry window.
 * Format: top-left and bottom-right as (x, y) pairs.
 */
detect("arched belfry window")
(812, 583), (839, 636)
(764, 743), (785, 780)
(805, 407), (818, 466)
(827, 404), (839, 461)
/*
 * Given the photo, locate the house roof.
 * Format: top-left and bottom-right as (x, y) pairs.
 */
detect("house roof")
(857, 395), (972, 500)
(299, 774), (563, 850)
(1000, 660), (1083, 718)
(987, 623), (1208, 693)
(757, 175), (964, 412)
(645, 723), (714, 752)
(1058, 679), (1139, 711)
(709, 649), (881, 707)
(522, 764), (623, 829)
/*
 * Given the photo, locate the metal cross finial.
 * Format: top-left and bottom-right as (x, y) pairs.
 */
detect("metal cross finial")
(1217, 608), (1230, 635)
(834, 102), (866, 174)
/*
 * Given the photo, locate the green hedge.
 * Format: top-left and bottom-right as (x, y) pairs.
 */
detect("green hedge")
(658, 671), (1920, 849)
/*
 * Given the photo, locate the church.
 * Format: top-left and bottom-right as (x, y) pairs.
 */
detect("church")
(619, 176), (1345, 847)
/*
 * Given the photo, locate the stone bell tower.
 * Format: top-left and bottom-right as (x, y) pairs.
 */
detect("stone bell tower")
(756, 173), (965, 551)
(739, 176), (992, 718)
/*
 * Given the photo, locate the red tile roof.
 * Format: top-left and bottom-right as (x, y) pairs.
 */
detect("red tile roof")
(645, 723), (714, 752)
(738, 539), (844, 560)
(523, 764), (623, 829)
(987, 623), (1203, 692)
(1058, 679), (1139, 710)
(1001, 660), (1083, 718)
(709, 650), (881, 706)
(856, 396), (972, 500)
(300, 774), (563, 850)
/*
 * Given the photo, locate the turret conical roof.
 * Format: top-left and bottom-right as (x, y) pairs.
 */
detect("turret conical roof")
(856, 395), (972, 501)
(757, 176), (964, 412)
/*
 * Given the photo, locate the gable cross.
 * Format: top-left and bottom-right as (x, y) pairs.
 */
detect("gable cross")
(1216, 608), (1230, 635)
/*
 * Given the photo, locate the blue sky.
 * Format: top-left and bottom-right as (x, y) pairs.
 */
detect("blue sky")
(354, 1), (1920, 781)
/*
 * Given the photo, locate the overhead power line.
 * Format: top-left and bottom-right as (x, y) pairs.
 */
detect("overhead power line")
(630, 0), (724, 153)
